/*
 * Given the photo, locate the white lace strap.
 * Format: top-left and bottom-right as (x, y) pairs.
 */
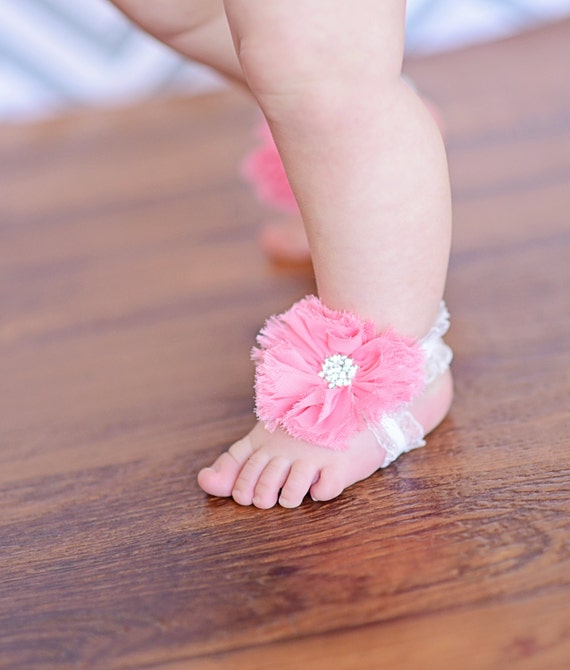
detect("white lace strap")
(369, 408), (426, 468)
(420, 301), (453, 384)
(368, 301), (452, 467)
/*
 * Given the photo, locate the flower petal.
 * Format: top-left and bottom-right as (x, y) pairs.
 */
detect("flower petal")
(253, 296), (426, 450)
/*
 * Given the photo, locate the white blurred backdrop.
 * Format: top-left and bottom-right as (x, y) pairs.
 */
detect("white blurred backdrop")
(1, 0), (570, 122)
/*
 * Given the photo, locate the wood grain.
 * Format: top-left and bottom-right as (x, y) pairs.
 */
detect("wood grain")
(1, 20), (569, 670)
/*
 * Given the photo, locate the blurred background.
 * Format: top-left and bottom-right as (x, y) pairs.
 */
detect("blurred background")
(2, 0), (570, 123)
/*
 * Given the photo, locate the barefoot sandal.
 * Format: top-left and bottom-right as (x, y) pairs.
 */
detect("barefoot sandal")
(252, 297), (452, 467)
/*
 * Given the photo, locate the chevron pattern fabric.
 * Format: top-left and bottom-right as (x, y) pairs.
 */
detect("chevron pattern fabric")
(0, 0), (222, 121)
(2, 0), (570, 122)
(406, 0), (570, 53)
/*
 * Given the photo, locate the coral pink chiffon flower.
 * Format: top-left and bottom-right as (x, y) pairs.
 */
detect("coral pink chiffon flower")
(252, 296), (426, 450)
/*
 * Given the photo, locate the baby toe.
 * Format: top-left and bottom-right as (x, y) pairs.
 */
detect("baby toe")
(197, 435), (256, 498)
(227, 436), (255, 467)
(309, 465), (345, 502)
(232, 450), (271, 506)
(253, 457), (291, 509)
(197, 452), (239, 497)
(279, 461), (319, 509)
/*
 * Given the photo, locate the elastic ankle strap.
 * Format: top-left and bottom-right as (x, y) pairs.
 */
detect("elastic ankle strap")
(368, 302), (452, 466)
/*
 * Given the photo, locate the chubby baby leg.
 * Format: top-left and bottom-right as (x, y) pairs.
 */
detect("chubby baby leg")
(199, 0), (453, 507)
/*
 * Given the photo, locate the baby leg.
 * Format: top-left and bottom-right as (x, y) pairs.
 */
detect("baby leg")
(198, 0), (453, 508)
(246, 82), (446, 264)
(111, 0), (244, 83)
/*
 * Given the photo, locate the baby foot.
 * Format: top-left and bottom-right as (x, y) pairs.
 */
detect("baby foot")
(258, 214), (311, 265)
(197, 369), (453, 508)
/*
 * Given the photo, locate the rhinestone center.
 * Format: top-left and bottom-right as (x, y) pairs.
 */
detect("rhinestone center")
(318, 354), (359, 389)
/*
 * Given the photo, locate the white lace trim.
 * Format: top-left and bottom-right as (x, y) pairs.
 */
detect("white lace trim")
(368, 301), (452, 468)
(369, 408), (426, 468)
(420, 301), (453, 384)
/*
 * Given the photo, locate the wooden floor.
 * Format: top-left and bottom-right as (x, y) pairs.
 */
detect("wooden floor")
(1, 20), (569, 670)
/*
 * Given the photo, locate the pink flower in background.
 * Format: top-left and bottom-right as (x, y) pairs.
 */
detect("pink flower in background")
(240, 120), (299, 213)
(253, 296), (426, 450)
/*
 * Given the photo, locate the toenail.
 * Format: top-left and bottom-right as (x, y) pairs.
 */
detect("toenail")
(279, 496), (298, 508)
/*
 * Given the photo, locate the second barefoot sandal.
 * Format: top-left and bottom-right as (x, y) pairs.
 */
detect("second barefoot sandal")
(252, 297), (452, 467)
